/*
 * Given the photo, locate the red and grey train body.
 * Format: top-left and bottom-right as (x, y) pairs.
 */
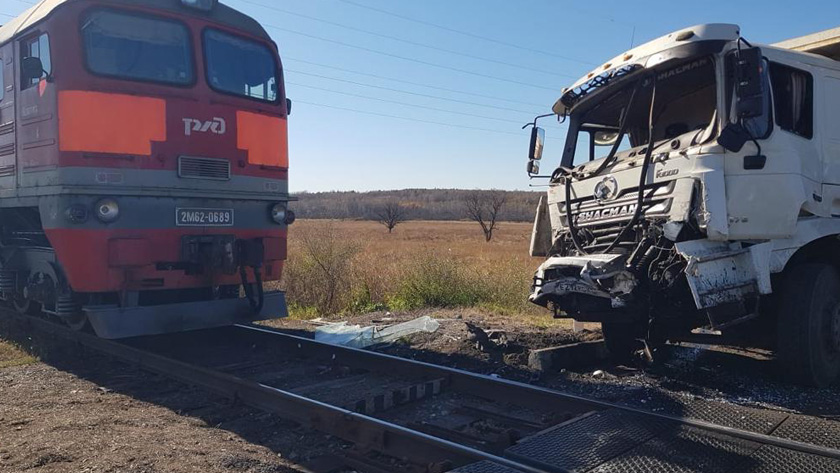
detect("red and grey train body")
(0, 0), (293, 337)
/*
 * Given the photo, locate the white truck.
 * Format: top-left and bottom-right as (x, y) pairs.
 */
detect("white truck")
(526, 24), (840, 386)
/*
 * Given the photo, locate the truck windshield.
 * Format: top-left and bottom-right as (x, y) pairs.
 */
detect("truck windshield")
(204, 29), (278, 103)
(567, 56), (717, 166)
(81, 10), (194, 86)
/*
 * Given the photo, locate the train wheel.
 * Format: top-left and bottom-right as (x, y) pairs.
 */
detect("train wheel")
(12, 297), (41, 315)
(56, 295), (88, 332)
(777, 263), (840, 387)
(63, 312), (89, 332)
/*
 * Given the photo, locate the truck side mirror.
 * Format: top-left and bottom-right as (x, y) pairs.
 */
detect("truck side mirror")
(286, 98), (292, 115)
(735, 47), (765, 119)
(21, 56), (44, 83)
(527, 126), (545, 175)
(529, 127), (545, 161)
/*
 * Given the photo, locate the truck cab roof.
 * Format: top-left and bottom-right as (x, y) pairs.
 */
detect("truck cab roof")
(553, 24), (740, 114)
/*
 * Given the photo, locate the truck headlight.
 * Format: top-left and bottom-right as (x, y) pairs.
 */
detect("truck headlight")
(180, 0), (217, 11)
(95, 198), (120, 223)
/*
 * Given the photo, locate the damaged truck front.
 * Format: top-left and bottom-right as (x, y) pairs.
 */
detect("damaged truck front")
(526, 24), (840, 387)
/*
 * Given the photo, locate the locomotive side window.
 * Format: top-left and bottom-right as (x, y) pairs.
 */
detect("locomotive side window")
(81, 9), (194, 86)
(204, 29), (277, 102)
(21, 34), (51, 89)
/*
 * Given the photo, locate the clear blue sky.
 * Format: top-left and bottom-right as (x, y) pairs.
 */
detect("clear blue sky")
(1, 0), (839, 192)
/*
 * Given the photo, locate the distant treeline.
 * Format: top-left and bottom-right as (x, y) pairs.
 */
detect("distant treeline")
(290, 189), (541, 222)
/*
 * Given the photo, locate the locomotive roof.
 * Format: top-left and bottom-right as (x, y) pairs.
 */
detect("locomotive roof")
(0, 0), (272, 45)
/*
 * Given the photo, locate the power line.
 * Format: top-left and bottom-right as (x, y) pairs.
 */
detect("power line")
(285, 69), (543, 115)
(287, 81), (528, 124)
(294, 99), (563, 138)
(262, 23), (560, 91)
(336, 0), (597, 66)
(4, 4), (568, 92)
(233, 0), (574, 78)
(284, 57), (547, 108)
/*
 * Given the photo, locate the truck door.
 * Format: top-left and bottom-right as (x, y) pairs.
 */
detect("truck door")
(0, 42), (15, 191)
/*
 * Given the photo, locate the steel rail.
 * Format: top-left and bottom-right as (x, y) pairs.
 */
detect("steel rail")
(4, 312), (556, 473)
(238, 323), (840, 461)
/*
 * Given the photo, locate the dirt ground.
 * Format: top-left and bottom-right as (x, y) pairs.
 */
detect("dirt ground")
(2, 310), (839, 473)
(264, 308), (601, 378)
(0, 320), (347, 473)
(267, 310), (840, 418)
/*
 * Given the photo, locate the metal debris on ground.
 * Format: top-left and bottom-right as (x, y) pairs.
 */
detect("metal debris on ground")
(313, 315), (441, 348)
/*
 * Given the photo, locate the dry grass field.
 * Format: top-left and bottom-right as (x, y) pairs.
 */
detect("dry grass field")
(0, 339), (36, 369)
(277, 219), (557, 324)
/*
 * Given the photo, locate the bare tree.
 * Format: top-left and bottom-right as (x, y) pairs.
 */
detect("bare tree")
(375, 201), (407, 233)
(464, 191), (507, 242)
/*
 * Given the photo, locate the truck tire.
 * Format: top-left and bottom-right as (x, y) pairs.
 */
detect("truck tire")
(602, 322), (643, 364)
(777, 263), (840, 387)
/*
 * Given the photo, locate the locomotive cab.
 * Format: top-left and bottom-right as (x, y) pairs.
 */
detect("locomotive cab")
(0, 0), (292, 338)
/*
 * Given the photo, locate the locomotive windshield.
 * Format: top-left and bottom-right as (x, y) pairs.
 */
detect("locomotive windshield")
(204, 29), (278, 102)
(81, 9), (194, 85)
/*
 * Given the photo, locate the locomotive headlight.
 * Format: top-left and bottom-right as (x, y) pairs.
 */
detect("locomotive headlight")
(270, 203), (295, 225)
(95, 198), (120, 223)
(270, 203), (286, 224)
(180, 0), (217, 11)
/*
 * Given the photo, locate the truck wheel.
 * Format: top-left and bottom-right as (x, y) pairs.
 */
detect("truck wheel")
(602, 322), (643, 364)
(777, 263), (840, 387)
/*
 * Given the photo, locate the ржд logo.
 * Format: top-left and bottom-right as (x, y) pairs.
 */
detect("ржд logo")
(183, 117), (226, 136)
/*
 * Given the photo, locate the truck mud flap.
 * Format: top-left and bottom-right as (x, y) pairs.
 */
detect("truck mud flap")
(84, 290), (287, 339)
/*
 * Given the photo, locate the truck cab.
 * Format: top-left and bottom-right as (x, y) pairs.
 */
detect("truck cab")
(527, 24), (840, 386)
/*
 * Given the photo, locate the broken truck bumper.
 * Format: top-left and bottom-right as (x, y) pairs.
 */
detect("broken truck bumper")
(531, 239), (774, 317)
(529, 254), (633, 309)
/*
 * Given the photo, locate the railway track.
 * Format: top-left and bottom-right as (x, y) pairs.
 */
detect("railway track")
(3, 311), (840, 473)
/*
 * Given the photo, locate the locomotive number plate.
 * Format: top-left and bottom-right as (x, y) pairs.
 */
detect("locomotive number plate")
(176, 208), (234, 226)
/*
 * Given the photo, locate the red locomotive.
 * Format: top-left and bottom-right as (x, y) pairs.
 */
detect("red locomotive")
(0, 0), (292, 338)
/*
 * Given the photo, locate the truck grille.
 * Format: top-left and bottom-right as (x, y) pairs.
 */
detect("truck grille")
(574, 220), (640, 253)
(178, 156), (230, 181)
(560, 181), (675, 253)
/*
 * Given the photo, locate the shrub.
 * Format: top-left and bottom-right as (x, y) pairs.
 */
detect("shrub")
(279, 220), (544, 319)
(282, 222), (358, 316)
(388, 252), (484, 310)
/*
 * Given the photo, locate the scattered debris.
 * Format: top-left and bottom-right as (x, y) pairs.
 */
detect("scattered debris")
(314, 316), (440, 348)
(527, 340), (609, 372)
(465, 322), (499, 353)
